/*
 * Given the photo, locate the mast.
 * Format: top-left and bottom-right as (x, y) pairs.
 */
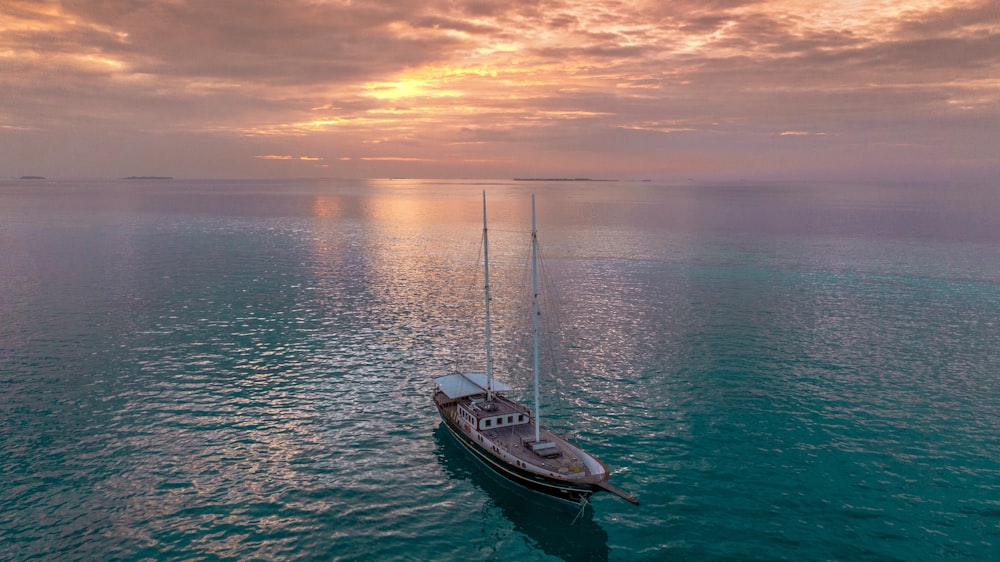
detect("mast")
(531, 194), (541, 442)
(483, 191), (494, 401)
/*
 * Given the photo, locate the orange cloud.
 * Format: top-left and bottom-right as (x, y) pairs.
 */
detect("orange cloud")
(2, 0), (996, 181)
(254, 155), (324, 161)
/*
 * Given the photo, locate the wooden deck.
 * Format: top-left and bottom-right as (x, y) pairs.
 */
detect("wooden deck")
(482, 421), (595, 478)
(439, 391), (607, 482)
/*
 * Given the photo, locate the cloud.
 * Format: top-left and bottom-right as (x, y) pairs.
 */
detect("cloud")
(57, 0), (463, 83)
(1, 0), (997, 181)
(254, 155), (324, 161)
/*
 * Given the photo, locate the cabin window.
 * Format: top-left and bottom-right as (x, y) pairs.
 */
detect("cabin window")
(485, 419), (491, 427)
(518, 415), (525, 422)
(507, 415), (513, 424)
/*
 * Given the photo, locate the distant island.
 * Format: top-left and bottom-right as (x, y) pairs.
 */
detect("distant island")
(513, 178), (618, 182)
(19, 176), (45, 180)
(124, 176), (173, 180)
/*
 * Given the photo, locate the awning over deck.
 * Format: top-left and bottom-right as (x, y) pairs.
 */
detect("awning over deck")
(433, 373), (513, 400)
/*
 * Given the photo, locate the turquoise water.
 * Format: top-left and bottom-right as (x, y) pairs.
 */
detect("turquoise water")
(1, 178), (998, 561)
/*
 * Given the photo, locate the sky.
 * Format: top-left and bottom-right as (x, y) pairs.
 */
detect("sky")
(2, 0), (998, 181)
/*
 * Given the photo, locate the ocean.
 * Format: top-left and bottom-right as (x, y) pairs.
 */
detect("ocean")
(1, 178), (998, 561)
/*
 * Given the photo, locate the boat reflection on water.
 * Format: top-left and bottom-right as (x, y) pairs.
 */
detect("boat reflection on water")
(433, 424), (611, 562)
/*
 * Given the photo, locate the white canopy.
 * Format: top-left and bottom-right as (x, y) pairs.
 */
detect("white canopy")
(433, 373), (513, 400)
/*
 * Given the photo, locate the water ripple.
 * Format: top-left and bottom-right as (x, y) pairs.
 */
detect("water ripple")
(2, 179), (998, 560)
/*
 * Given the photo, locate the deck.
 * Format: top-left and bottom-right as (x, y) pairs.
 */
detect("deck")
(437, 391), (607, 482)
(482, 421), (596, 478)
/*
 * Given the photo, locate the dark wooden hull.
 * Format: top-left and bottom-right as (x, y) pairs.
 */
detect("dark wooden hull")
(436, 405), (601, 505)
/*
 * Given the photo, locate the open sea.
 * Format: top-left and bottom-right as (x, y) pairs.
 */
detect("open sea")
(1, 178), (998, 561)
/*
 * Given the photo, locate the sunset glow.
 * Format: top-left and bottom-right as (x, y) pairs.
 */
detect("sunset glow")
(2, 0), (997, 180)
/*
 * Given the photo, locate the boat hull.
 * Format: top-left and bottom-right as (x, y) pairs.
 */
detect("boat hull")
(436, 406), (601, 505)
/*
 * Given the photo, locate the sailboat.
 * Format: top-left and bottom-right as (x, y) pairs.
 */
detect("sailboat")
(433, 193), (639, 507)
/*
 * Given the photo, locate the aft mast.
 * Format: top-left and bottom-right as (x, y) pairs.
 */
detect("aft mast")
(531, 194), (541, 442)
(482, 191), (495, 401)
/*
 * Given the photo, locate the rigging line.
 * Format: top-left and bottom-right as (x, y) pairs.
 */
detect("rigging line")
(534, 242), (565, 343)
(535, 241), (576, 420)
(535, 241), (567, 331)
(498, 236), (532, 393)
(520, 230), (570, 425)
(451, 232), (487, 374)
(504, 227), (567, 404)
